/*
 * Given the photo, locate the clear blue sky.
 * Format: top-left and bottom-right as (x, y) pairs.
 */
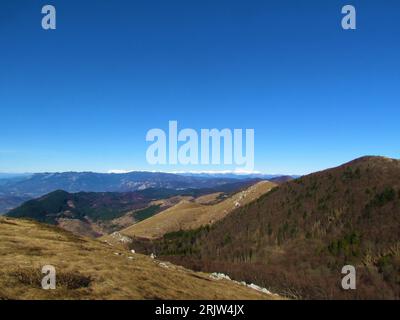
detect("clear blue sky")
(1, 0), (399, 175)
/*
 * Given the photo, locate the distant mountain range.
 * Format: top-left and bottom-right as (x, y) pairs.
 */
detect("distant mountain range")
(0, 171), (293, 213)
(0, 172), (236, 196)
(0, 173), (32, 185)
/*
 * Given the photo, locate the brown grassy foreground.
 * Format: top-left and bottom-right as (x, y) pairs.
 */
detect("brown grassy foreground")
(0, 217), (279, 300)
(117, 181), (276, 240)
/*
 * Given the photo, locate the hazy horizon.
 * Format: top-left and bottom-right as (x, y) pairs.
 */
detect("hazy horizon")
(1, 154), (396, 176)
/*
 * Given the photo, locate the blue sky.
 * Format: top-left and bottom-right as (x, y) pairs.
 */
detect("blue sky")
(1, 0), (399, 175)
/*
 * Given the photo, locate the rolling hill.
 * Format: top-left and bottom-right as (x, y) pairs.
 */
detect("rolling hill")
(0, 171), (263, 213)
(0, 171), (244, 198)
(6, 180), (262, 237)
(131, 156), (400, 299)
(115, 181), (276, 240)
(0, 217), (279, 300)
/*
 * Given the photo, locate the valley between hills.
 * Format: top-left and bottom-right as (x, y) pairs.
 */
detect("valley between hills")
(1, 156), (399, 300)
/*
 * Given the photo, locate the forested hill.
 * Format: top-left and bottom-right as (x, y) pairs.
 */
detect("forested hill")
(134, 156), (400, 299)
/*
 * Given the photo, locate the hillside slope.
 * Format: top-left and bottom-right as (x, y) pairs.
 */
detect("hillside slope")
(136, 156), (400, 299)
(118, 181), (276, 239)
(0, 217), (278, 300)
(7, 181), (259, 237)
(0, 195), (31, 215)
(6, 189), (171, 237)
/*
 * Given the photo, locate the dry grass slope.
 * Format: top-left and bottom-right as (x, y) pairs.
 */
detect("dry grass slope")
(0, 217), (278, 300)
(118, 181), (276, 239)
